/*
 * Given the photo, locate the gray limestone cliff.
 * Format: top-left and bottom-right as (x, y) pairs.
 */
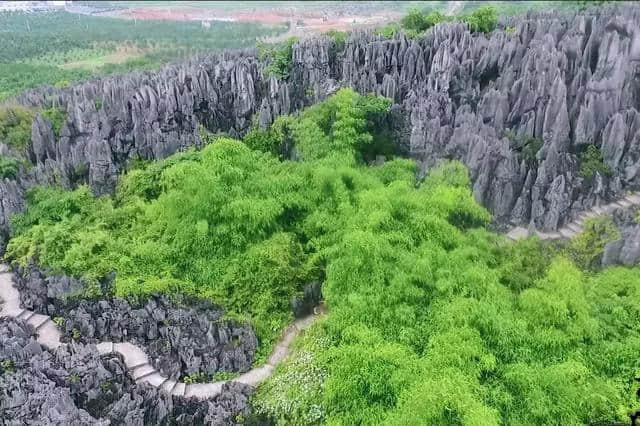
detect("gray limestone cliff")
(2, 4), (640, 243)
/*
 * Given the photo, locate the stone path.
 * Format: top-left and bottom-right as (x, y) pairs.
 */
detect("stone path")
(0, 266), (324, 399)
(506, 191), (640, 241)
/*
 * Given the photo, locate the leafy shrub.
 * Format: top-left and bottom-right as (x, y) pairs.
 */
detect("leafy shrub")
(567, 216), (620, 270)
(399, 9), (448, 38)
(0, 155), (20, 179)
(0, 105), (34, 149)
(579, 144), (613, 182)
(261, 37), (298, 80)
(325, 29), (348, 56)
(505, 26), (518, 37)
(508, 132), (544, 163)
(376, 22), (401, 39)
(462, 6), (498, 33)
(41, 107), (67, 136)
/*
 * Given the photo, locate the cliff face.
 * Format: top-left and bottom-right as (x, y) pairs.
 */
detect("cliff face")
(2, 5), (640, 241)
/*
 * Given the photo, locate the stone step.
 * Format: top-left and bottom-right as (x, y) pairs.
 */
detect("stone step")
(535, 231), (562, 240)
(18, 309), (34, 321)
(129, 361), (149, 370)
(559, 228), (576, 239)
(592, 206), (604, 215)
(28, 314), (51, 330)
(96, 342), (114, 355)
(2, 307), (26, 318)
(625, 194), (640, 204)
(137, 371), (166, 387)
(184, 382), (224, 399)
(294, 315), (316, 331)
(616, 199), (632, 208)
(234, 364), (274, 387)
(506, 226), (528, 241)
(132, 364), (155, 380)
(36, 320), (62, 349)
(113, 342), (149, 369)
(35, 318), (52, 332)
(267, 343), (289, 366)
(566, 223), (582, 234)
(161, 379), (177, 393)
(158, 377), (169, 390)
(172, 382), (186, 397)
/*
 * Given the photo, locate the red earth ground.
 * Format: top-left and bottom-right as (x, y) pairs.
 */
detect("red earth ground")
(110, 5), (403, 36)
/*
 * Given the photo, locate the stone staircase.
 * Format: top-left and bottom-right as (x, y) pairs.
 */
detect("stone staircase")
(506, 191), (640, 241)
(0, 265), (324, 399)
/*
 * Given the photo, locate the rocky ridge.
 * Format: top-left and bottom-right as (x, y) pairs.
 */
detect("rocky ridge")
(0, 264), (322, 423)
(12, 263), (259, 381)
(602, 204), (640, 266)
(1, 5), (640, 241)
(0, 316), (254, 425)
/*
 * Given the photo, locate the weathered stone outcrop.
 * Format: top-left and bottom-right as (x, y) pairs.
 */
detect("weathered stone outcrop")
(12, 264), (258, 381)
(0, 317), (253, 425)
(2, 5), (640, 237)
(602, 206), (640, 266)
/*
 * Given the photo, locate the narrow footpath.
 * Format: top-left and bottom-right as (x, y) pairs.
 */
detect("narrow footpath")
(0, 265), (324, 400)
(506, 191), (640, 241)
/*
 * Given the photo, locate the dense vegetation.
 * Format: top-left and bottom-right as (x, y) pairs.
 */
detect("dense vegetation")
(377, 5), (498, 39)
(379, 1), (618, 39)
(258, 38), (298, 80)
(6, 89), (640, 424)
(0, 10), (286, 100)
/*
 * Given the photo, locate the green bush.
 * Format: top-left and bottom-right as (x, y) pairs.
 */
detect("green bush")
(567, 216), (620, 270)
(0, 155), (20, 179)
(508, 132), (544, 163)
(261, 37), (298, 80)
(325, 30), (348, 55)
(376, 22), (401, 39)
(579, 145), (613, 182)
(0, 105), (34, 149)
(462, 6), (498, 33)
(399, 9), (448, 38)
(41, 107), (67, 136)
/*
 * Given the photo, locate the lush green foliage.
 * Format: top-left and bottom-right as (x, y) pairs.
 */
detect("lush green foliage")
(461, 6), (498, 33)
(0, 105), (68, 150)
(0, 155), (21, 179)
(41, 107), (68, 136)
(0, 105), (34, 149)
(259, 38), (298, 80)
(392, 5), (497, 39)
(6, 88), (396, 357)
(580, 144), (613, 182)
(375, 22), (401, 39)
(0, 10), (286, 99)
(568, 217), (620, 270)
(400, 9), (447, 35)
(7, 88), (640, 424)
(507, 131), (544, 164)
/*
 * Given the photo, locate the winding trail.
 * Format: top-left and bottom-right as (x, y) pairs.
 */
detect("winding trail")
(506, 191), (640, 241)
(0, 265), (324, 399)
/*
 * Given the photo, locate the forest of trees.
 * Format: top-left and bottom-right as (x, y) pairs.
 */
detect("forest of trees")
(6, 89), (640, 424)
(0, 11), (286, 100)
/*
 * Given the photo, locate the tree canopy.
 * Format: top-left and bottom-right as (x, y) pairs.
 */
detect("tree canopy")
(6, 89), (640, 424)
